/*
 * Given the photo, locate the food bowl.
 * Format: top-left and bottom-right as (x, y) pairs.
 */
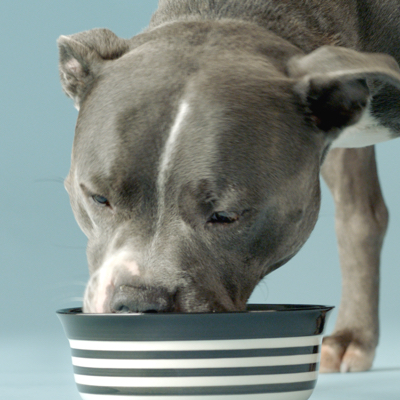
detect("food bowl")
(57, 304), (333, 400)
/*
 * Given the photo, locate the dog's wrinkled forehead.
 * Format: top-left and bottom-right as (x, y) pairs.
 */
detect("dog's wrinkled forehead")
(80, 64), (298, 167)
(70, 32), (318, 209)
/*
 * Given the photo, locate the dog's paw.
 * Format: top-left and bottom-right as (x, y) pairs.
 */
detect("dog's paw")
(320, 332), (376, 373)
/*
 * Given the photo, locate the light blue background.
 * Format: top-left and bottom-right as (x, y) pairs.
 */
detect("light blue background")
(1, 1), (399, 399)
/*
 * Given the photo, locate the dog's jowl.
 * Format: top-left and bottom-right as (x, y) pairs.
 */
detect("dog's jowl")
(58, 0), (400, 373)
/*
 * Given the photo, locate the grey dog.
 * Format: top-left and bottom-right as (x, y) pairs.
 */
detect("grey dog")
(57, 0), (400, 373)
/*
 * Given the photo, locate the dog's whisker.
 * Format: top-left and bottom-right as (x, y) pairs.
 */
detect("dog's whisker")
(34, 176), (66, 184)
(53, 295), (84, 304)
(48, 281), (88, 289)
(50, 244), (86, 250)
(68, 297), (84, 302)
(256, 280), (270, 302)
(46, 280), (86, 289)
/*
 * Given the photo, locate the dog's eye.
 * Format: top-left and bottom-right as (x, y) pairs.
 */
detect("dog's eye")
(208, 211), (240, 224)
(92, 195), (110, 207)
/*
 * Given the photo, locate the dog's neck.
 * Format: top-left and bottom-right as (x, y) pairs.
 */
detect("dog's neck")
(150, 0), (359, 51)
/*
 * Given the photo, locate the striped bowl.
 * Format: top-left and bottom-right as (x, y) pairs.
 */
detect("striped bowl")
(57, 304), (333, 400)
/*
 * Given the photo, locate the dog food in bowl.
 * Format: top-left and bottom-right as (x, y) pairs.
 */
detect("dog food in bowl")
(57, 304), (333, 400)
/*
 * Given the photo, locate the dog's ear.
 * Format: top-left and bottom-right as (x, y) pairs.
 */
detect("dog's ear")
(57, 28), (129, 109)
(288, 46), (400, 145)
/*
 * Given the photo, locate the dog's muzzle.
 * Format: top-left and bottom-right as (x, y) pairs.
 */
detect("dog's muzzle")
(110, 284), (174, 313)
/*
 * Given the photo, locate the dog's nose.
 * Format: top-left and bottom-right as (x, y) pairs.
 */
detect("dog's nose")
(110, 285), (173, 313)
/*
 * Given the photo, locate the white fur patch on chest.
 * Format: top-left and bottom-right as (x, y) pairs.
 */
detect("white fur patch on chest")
(331, 107), (393, 148)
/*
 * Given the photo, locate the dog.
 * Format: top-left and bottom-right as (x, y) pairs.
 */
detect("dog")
(57, 0), (400, 374)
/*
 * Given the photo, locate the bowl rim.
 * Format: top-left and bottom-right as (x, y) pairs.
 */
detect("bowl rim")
(56, 303), (334, 316)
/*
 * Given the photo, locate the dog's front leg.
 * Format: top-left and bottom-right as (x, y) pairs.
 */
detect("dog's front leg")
(320, 146), (388, 373)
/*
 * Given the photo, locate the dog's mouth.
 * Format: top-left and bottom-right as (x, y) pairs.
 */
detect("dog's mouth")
(84, 280), (245, 314)
(110, 285), (243, 314)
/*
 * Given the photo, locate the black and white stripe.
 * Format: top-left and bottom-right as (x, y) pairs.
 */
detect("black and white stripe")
(70, 337), (320, 398)
(78, 389), (316, 400)
(58, 305), (333, 399)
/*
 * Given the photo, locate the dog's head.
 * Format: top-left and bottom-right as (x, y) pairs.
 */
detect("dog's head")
(58, 22), (400, 313)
